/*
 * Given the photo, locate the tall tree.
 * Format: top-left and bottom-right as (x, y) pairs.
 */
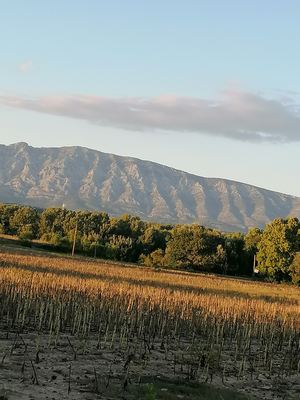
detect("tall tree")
(164, 224), (223, 271)
(244, 227), (263, 253)
(257, 218), (300, 281)
(9, 206), (40, 239)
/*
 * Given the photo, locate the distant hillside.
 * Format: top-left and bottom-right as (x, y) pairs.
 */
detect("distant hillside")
(0, 142), (300, 231)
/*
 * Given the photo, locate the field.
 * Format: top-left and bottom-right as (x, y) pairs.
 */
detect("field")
(0, 244), (299, 399)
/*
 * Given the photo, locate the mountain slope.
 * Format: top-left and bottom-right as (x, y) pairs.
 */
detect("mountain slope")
(0, 142), (299, 231)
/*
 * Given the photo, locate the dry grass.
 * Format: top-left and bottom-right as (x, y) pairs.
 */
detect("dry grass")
(0, 247), (299, 399)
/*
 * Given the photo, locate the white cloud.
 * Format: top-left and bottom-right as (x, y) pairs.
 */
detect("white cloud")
(1, 90), (300, 142)
(18, 60), (33, 73)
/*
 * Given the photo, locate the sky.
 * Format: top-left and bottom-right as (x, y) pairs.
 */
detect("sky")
(0, 1), (300, 196)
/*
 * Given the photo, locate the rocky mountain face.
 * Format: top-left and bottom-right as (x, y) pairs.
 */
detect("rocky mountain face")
(0, 142), (300, 232)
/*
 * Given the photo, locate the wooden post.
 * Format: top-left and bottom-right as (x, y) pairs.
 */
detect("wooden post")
(253, 254), (256, 274)
(71, 222), (78, 257)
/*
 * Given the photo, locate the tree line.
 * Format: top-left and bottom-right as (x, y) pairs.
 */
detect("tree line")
(0, 203), (299, 284)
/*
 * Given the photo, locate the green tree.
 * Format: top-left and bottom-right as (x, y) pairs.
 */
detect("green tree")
(39, 208), (68, 240)
(244, 227), (263, 253)
(80, 232), (106, 257)
(223, 232), (252, 275)
(0, 204), (22, 234)
(109, 214), (145, 239)
(141, 249), (165, 268)
(164, 224), (223, 271)
(140, 224), (168, 254)
(257, 217), (300, 281)
(105, 234), (134, 261)
(10, 206), (39, 239)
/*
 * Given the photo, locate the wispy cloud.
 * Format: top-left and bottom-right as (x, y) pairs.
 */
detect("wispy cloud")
(18, 60), (33, 73)
(1, 90), (300, 142)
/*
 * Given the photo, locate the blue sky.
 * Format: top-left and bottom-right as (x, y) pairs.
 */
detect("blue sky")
(1, 1), (300, 195)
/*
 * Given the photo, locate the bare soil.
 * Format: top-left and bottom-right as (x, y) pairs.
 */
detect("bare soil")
(0, 330), (299, 400)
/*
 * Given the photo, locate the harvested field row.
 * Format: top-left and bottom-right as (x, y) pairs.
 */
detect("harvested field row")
(0, 247), (299, 399)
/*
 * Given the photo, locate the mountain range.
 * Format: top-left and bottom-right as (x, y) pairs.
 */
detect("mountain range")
(0, 142), (299, 232)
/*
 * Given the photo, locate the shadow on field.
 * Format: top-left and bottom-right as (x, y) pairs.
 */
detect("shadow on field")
(132, 376), (254, 400)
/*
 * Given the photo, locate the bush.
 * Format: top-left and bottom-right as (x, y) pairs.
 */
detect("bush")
(141, 249), (165, 268)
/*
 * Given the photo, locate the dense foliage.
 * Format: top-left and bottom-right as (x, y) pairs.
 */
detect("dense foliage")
(257, 217), (300, 282)
(0, 203), (299, 283)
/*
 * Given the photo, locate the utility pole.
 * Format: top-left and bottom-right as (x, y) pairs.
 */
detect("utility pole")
(71, 221), (78, 257)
